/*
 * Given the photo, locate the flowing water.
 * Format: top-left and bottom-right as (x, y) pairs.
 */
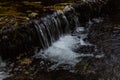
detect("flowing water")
(0, 8), (104, 79)
(0, 57), (10, 80)
(33, 9), (73, 49)
(35, 17), (104, 70)
(36, 31), (93, 70)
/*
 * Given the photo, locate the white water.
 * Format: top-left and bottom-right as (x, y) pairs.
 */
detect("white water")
(35, 27), (94, 70)
(0, 57), (9, 80)
(0, 72), (9, 80)
(41, 35), (80, 64)
(35, 18), (104, 70)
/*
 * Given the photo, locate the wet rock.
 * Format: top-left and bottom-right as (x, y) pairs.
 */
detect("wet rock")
(1, 0), (120, 80)
(74, 45), (95, 53)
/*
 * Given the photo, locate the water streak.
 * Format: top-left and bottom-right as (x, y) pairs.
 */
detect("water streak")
(0, 57), (10, 80)
(35, 16), (104, 70)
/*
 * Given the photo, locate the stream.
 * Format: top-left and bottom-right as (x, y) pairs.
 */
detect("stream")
(0, 1), (119, 80)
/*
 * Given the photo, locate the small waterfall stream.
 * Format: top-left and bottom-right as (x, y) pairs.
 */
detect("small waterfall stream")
(34, 14), (104, 70)
(0, 5), (105, 80)
(33, 8), (74, 49)
(0, 16), (105, 79)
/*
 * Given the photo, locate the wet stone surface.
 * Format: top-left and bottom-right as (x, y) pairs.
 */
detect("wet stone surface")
(2, 16), (119, 80)
(0, 1), (120, 80)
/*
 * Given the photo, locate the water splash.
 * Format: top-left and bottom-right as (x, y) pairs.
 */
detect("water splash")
(0, 57), (10, 80)
(40, 35), (81, 64)
(0, 72), (9, 80)
(35, 26), (94, 70)
(35, 17), (105, 70)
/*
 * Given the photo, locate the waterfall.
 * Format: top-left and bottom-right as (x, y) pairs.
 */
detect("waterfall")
(34, 12), (69, 49)
(33, 6), (77, 49)
(34, 10), (101, 71)
(34, 14), (105, 71)
(0, 5), (79, 79)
